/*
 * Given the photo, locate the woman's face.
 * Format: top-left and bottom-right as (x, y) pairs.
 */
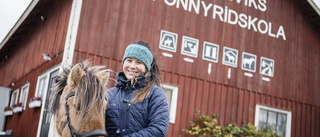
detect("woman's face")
(123, 58), (147, 80)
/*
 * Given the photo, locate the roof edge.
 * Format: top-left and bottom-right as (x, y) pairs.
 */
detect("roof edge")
(307, 0), (320, 16)
(0, 0), (39, 50)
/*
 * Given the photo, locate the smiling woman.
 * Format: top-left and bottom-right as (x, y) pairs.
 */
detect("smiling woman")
(0, 0), (32, 44)
(121, 43), (153, 80)
(123, 58), (147, 80)
(105, 41), (170, 136)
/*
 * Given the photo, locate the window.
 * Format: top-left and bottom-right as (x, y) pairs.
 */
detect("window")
(35, 75), (48, 98)
(10, 89), (19, 107)
(20, 82), (30, 110)
(162, 84), (178, 123)
(255, 104), (291, 137)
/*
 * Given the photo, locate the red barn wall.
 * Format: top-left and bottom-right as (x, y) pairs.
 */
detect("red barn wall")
(0, 0), (72, 136)
(1, 0), (319, 136)
(73, 0), (320, 137)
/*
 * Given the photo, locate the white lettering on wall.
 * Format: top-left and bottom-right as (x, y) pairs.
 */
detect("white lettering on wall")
(257, 20), (268, 34)
(258, 0), (267, 11)
(238, 14), (248, 28)
(161, 0), (286, 41)
(164, 0), (176, 6)
(213, 5), (224, 21)
(176, 0), (188, 11)
(188, 0), (200, 14)
(277, 26), (286, 40)
(201, 1), (212, 17)
(228, 9), (238, 25)
(232, 0), (267, 12)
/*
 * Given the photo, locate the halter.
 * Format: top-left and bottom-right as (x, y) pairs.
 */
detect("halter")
(64, 91), (108, 137)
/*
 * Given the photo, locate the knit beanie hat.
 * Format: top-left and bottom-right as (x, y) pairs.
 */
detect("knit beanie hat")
(122, 44), (153, 71)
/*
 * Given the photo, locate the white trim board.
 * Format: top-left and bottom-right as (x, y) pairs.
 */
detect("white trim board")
(307, 0), (320, 16)
(61, 0), (83, 67)
(47, 0), (83, 136)
(161, 84), (179, 124)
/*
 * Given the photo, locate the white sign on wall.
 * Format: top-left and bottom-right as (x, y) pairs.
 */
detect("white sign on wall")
(260, 57), (274, 77)
(222, 47), (238, 68)
(158, 30), (275, 80)
(181, 36), (199, 57)
(159, 30), (178, 52)
(241, 52), (257, 72)
(202, 41), (219, 63)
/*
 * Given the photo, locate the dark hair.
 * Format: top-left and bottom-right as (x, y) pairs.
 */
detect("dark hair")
(131, 40), (161, 103)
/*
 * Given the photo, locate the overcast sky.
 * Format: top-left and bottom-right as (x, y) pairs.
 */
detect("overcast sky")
(316, 0), (320, 8)
(0, 0), (319, 45)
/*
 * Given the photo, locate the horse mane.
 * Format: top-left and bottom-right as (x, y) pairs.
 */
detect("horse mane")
(49, 61), (109, 122)
(49, 66), (70, 114)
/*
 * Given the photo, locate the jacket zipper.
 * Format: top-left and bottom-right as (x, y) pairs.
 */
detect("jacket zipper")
(124, 85), (131, 131)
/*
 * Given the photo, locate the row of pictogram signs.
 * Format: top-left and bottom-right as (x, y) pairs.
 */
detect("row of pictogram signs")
(159, 30), (274, 77)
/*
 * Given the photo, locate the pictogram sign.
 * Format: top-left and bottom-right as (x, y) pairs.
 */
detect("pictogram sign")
(241, 52), (257, 72)
(260, 57), (274, 77)
(181, 36), (199, 57)
(159, 30), (178, 52)
(222, 47), (238, 67)
(202, 41), (219, 63)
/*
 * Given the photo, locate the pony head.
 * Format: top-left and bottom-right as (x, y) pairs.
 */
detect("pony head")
(68, 62), (110, 90)
(49, 60), (110, 122)
(68, 61), (109, 120)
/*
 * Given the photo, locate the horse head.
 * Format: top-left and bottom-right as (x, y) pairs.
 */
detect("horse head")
(49, 60), (110, 137)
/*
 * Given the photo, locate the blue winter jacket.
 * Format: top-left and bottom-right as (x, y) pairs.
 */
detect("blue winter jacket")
(105, 72), (170, 137)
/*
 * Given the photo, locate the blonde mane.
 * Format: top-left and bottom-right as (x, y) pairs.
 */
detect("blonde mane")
(49, 61), (109, 136)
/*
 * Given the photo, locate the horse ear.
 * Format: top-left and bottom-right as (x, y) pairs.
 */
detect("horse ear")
(68, 64), (85, 88)
(101, 69), (110, 86)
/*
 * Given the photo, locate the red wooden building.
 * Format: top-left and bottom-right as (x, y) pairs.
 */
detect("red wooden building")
(0, 0), (319, 137)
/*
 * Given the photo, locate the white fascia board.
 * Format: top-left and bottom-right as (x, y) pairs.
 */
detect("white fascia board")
(0, 0), (39, 50)
(308, 0), (320, 16)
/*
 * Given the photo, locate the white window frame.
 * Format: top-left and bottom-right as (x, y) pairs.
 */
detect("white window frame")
(36, 64), (61, 137)
(255, 104), (292, 137)
(10, 89), (19, 107)
(161, 84), (179, 124)
(20, 82), (30, 110)
(34, 74), (48, 99)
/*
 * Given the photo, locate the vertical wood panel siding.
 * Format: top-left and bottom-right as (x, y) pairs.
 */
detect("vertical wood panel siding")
(1, 1), (73, 137)
(74, 46), (320, 137)
(75, 0), (320, 106)
(0, 0), (72, 87)
(72, 0), (320, 137)
(4, 59), (62, 137)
